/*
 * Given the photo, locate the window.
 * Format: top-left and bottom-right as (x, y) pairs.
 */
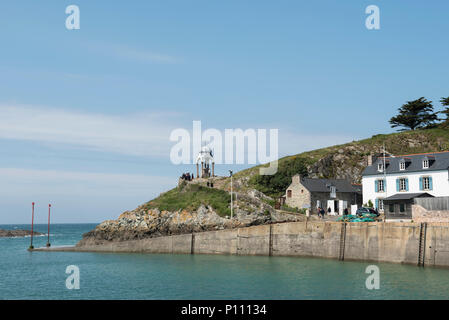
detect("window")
(287, 190), (292, 198)
(423, 177), (431, 190)
(377, 163), (384, 172)
(400, 161), (406, 170)
(399, 203), (406, 214)
(378, 179), (385, 192)
(378, 199), (384, 211)
(420, 176), (433, 191)
(330, 186), (336, 198)
(423, 159), (429, 169)
(389, 204), (395, 213)
(399, 178), (407, 191)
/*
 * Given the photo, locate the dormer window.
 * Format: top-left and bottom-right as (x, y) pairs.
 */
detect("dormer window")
(377, 163), (384, 172)
(330, 186), (336, 198)
(399, 161), (406, 171)
(423, 159), (429, 169)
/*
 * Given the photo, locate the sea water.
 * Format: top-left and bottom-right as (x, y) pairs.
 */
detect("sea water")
(0, 223), (448, 300)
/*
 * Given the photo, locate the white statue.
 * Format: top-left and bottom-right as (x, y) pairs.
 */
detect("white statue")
(196, 146), (214, 178)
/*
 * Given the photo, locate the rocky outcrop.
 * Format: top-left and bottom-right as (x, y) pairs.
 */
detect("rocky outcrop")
(0, 229), (44, 237)
(307, 131), (449, 183)
(307, 146), (368, 182)
(78, 189), (302, 245)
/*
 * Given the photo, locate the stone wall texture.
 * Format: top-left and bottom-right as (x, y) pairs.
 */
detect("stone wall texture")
(285, 179), (311, 209)
(412, 204), (449, 223)
(54, 220), (449, 268)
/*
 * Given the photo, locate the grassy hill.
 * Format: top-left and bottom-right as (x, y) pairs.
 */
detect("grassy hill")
(232, 127), (449, 198)
(143, 127), (449, 214)
(144, 183), (232, 217)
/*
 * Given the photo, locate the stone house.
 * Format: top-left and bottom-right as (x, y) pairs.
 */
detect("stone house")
(285, 175), (362, 215)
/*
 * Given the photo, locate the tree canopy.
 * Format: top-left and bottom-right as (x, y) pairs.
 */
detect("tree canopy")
(389, 97), (438, 131)
(439, 96), (449, 126)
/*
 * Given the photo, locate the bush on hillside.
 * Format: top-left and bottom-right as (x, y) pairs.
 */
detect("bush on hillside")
(249, 157), (310, 198)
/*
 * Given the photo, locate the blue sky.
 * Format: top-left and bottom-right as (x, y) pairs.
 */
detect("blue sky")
(1, 1), (448, 223)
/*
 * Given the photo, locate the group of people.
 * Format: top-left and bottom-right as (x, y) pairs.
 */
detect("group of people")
(316, 207), (327, 219)
(180, 172), (194, 181)
(316, 206), (349, 219)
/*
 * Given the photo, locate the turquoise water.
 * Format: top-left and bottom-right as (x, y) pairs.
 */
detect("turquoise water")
(0, 223), (449, 300)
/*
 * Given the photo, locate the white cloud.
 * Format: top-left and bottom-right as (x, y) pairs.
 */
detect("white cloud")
(0, 104), (357, 165)
(0, 167), (175, 196)
(0, 104), (179, 157)
(0, 167), (177, 223)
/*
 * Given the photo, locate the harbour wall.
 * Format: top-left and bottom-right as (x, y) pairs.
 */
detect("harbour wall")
(59, 221), (449, 268)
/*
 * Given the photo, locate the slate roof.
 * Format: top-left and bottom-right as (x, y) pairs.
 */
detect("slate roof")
(362, 151), (449, 176)
(383, 193), (434, 201)
(300, 178), (360, 193)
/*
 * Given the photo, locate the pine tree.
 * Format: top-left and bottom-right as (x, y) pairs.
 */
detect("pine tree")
(440, 97), (449, 126)
(389, 97), (438, 131)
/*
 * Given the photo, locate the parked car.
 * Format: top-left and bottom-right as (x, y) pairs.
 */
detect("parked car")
(356, 207), (380, 217)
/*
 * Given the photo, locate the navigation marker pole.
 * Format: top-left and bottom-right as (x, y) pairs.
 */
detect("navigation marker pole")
(29, 202), (35, 250)
(46, 204), (51, 247)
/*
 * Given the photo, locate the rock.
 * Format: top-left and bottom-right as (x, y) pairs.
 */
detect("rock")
(0, 229), (44, 238)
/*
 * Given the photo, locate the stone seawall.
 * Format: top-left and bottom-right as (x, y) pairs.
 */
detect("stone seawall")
(412, 204), (449, 223)
(55, 221), (449, 268)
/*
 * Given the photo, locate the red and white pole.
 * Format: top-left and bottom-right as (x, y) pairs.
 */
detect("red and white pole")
(29, 202), (35, 250)
(46, 204), (51, 247)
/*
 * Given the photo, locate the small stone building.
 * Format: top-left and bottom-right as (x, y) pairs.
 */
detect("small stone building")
(383, 193), (433, 221)
(285, 175), (362, 215)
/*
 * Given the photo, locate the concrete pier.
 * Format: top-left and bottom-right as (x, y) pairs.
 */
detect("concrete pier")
(33, 221), (449, 268)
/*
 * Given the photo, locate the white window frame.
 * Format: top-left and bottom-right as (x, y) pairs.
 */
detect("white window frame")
(399, 161), (405, 170)
(423, 159), (429, 169)
(377, 198), (384, 212)
(378, 179), (385, 192)
(377, 163), (384, 172)
(423, 176), (430, 190)
(330, 186), (336, 198)
(399, 178), (407, 191)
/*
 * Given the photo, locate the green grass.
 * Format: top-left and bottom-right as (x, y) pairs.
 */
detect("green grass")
(144, 183), (232, 217)
(233, 126), (449, 198)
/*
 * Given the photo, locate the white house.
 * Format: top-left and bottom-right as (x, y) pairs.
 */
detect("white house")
(362, 151), (449, 214)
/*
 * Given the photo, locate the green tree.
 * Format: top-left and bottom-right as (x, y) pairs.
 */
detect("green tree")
(389, 97), (438, 131)
(250, 157), (309, 197)
(439, 96), (449, 126)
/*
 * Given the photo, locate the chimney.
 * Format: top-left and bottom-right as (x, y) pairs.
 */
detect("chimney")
(292, 174), (302, 184)
(367, 155), (373, 166)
